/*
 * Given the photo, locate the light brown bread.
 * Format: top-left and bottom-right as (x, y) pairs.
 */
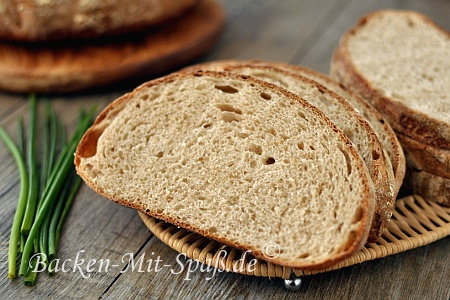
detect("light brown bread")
(75, 70), (375, 269)
(248, 61), (405, 197)
(186, 60), (395, 241)
(407, 171), (450, 206)
(397, 133), (450, 179)
(331, 10), (450, 149)
(0, 0), (224, 93)
(0, 0), (199, 41)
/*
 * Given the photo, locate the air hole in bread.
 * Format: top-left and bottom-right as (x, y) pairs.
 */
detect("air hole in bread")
(77, 128), (103, 158)
(156, 208), (164, 214)
(260, 92), (272, 100)
(249, 160), (257, 168)
(216, 104), (242, 114)
(141, 94), (149, 100)
(249, 144), (262, 155)
(202, 123), (212, 129)
(372, 150), (380, 160)
(209, 226), (218, 233)
(267, 128), (276, 136)
(339, 148), (352, 175)
(265, 157), (275, 165)
(407, 19), (415, 27)
(309, 145), (315, 150)
(238, 132), (249, 138)
(379, 119), (385, 124)
(214, 85), (239, 94)
(298, 111), (306, 119)
(136, 103), (141, 108)
(297, 253), (310, 259)
(156, 151), (164, 158)
(297, 142), (304, 150)
(352, 206), (364, 223)
(222, 112), (241, 123)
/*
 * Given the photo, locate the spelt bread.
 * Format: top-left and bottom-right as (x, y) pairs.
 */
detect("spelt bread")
(75, 70), (375, 269)
(254, 61), (405, 195)
(407, 171), (450, 206)
(331, 10), (450, 149)
(187, 61), (393, 241)
(397, 133), (450, 179)
(0, 0), (199, 41)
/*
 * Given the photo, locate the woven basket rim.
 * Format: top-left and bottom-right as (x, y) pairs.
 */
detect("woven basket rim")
(139, 195), (450, 278)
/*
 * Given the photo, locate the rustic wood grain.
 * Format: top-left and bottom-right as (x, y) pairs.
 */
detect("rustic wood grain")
(0, 0), (449, 299)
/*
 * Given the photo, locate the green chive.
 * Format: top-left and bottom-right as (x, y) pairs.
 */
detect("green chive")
(21, 96), (40, 235)
(0, 126), (29, 279)
(19, 110), (95, 276)
(50, 175), (82, 260)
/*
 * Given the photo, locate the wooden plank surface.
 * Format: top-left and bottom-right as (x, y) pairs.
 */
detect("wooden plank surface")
(0, 0), (449, 299)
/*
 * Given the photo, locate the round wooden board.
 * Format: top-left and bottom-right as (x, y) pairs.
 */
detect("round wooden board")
(0, 0), (224, 93)
(139, 195), (450, 279)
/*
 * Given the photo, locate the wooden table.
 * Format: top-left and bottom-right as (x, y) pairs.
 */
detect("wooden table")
(1, 0), (449, 299)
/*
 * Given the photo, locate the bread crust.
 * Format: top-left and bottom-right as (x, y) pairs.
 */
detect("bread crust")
(0, 0), (224, 93)
(185, 60), (395, 242)
(406, 171), (450, 206)
(75, 70), (376, 270)
(397, 133), (450, 179)
(330, 10), (450, 150)
(0, 0), (199, 41)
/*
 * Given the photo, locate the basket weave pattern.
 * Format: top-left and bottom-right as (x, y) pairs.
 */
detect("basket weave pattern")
(139, 195), (450, 279)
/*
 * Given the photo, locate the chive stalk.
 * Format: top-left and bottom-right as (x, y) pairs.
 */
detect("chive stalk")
(0, 126), (29, 279)
(50, 175), (82, 259)
(21, 96), (39, 235)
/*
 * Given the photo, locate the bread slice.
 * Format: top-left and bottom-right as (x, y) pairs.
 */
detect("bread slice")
(0, 0), (199, 41)
(397, 133), (449, 179)
(75, 70), (375, 269)
(186, 61), (393, 241)
(331, 10), (450, 149)
(407, 171), (449, 207)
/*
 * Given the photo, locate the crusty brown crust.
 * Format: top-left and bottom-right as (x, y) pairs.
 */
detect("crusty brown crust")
(0, 0), (224, 93)
(330, 10), (450, 150)
(406, 170), (450, 206)
(0, 0), (199, 41)
(185, 60), (395, 242)
(75, 70), (376, 270)
(397, 132), (450, 179)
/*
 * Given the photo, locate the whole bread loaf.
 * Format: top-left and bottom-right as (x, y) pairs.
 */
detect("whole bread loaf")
(331, 10), (450, 149)
(185, 60), (394, 241)
(0, 0), (199, 41)
(75, 70), (375, 269)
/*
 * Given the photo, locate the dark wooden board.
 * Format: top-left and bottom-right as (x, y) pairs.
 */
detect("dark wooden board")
(0, 0), (449, 299)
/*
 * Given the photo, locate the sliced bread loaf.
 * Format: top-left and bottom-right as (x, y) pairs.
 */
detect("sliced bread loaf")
(397, 133), (450, 179)
(407, 171), (449, 206)
(187, 61), (393, 241)
(331, 10), (450, 149)
(75, 71), (375, 269)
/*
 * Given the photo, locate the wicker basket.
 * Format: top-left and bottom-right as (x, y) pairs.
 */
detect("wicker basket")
(139, 195), (450, 279)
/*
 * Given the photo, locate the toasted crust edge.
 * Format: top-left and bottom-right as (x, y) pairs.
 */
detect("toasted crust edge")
(75, 70), (375, 270)
(330, 10), (450, 149)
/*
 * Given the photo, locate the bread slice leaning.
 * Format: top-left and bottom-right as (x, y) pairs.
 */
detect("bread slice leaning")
(331, 10), (450, 149)
(75, 70), (375, 269)
(397, 133), (449, 179)
(187, 61), (392, 241)
(407, 171), (450, 207)
(255, 61), (405, 197)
